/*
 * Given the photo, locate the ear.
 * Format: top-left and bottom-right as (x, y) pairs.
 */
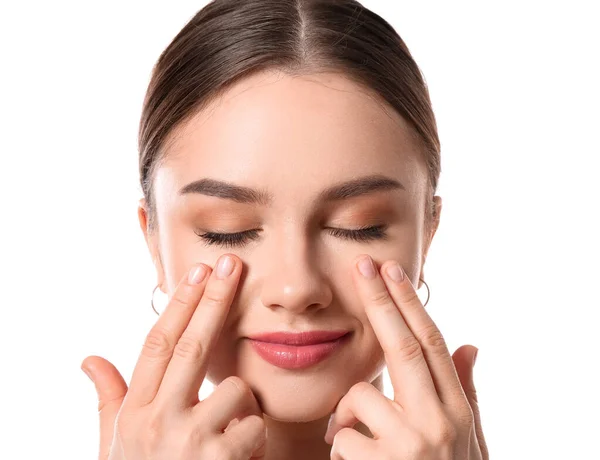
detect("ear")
(138, 198), (166, 292)
(419, 195), (442, 287)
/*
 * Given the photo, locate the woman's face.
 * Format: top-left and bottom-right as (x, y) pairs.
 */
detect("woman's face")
(139, 70), (440, 422)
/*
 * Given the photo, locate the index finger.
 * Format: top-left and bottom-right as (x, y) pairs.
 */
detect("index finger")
(126, 261), (213, 408)
(378, 259), (466, 407)
(353, 254), (439, 410)
(155, 253), (242, 410)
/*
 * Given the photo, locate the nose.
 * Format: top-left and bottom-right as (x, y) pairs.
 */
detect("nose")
(259, 235), (333, 315)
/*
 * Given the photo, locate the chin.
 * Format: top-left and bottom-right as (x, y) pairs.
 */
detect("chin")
(253, 376), (348, 421)
(207, 364), (349, 420)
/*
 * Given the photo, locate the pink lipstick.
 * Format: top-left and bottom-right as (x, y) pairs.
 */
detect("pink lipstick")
(247, 330), (351, 369)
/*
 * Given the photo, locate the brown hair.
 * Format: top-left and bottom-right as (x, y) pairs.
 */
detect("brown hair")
(138, 0), (440, 234)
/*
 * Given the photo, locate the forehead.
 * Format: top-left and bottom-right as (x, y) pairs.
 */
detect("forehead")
(155, 70), (426, 206)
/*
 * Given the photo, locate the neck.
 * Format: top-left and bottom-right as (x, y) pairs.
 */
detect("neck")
(262, 374), (383, 460)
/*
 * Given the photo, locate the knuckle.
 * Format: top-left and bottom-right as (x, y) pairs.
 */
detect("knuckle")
(428, 407), (460, 445)
(469, 385), (480, 404)
(415, 324), (447, 351)
(173, 334), (204, 361)
(142, 327), (174, 360)
(143, 412), (167, 448)
(333, 426), (353, 442)
(457, 403), (475, 427)
(402, 290), (421, 307)
(331, 427), (356, 456)
(146, 411), (193, 454)
(215, 434), (241, 460)
(244, 413), (265, 428)
(432, 421), (458, 446)
(202, 288), (227, 309)
(222, 375), (254, 400)
(348, 381), (373, 401)
(368, 289), (391, 307)
(390, 334), (423, 363)
(404, 434), (430, 457)
(170, 290), (191, 309)
(198, 438), (233, 460)
(185, 421), (211, 449)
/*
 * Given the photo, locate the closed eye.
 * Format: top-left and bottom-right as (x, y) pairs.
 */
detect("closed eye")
(194, 225), (388, 248)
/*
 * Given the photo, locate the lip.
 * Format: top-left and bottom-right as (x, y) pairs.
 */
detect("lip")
(247, 330), (350, 345)
(247, 330), (352, 370)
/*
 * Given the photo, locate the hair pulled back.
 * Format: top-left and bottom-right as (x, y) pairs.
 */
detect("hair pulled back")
(138, 0), (441, 234)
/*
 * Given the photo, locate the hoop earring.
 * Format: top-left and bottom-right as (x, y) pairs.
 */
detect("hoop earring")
(151, 284), (161, 316)
(419, 278), (431, 307)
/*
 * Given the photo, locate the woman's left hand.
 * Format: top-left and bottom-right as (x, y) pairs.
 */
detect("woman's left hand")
(324, 255), (489, 460)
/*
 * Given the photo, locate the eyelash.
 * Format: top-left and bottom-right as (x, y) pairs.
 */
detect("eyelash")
(195, 225), (388, 248)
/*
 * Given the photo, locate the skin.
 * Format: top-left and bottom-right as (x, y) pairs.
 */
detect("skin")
(143, 69), (438, 458)
(82, 69), (487, 459)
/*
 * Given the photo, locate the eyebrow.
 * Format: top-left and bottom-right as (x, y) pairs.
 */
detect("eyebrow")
(178, 174), (405, 206)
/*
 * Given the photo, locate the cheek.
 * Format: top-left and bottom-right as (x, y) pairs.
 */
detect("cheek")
(162, 240), (226, 296)
(370, 245), (422, 286)
(160, 234), (195, 295)
(334, 326), (387, 394)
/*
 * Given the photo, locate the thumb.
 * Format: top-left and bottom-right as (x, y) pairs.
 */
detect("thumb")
(81, 356), (128, 460)
(452, 345), (488, 460)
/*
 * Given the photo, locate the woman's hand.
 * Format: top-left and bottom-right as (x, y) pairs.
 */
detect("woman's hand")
(81, 254), (268, 460)
(325, 255), (488, 460)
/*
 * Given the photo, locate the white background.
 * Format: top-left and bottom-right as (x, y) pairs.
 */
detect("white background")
(1, 1), (598, 458)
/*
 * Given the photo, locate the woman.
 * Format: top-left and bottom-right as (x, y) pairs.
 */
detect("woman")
(81, 0), (488, 458)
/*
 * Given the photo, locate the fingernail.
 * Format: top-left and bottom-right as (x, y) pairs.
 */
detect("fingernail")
(473, 348), (479, 367)
(225, 418), (240, 432)
(357, 256), (376, 279)
(216, 255), (235, 279)
(254, 428), (267, 456)
(386, 262), (404, 282)
(324, 412), (335, 444)
(81, 365), (93, 382)
(189, 264), (207, 284)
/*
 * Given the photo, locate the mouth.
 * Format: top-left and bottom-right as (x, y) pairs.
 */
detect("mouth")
(246, 330), (352, 370)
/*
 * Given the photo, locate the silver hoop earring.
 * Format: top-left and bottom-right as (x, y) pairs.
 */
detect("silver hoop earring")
(419, 278), (430, 307)
(151, 284), (161, 316)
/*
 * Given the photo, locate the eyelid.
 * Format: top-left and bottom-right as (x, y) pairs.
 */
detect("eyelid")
(194, 228), (262, 249)
(194, 224), (388, 248)
(325, 223), (387, 231)
(195, 224), (385, 236)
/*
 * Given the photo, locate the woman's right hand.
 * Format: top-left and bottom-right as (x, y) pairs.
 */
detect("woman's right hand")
(81, 254), (267, 460)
